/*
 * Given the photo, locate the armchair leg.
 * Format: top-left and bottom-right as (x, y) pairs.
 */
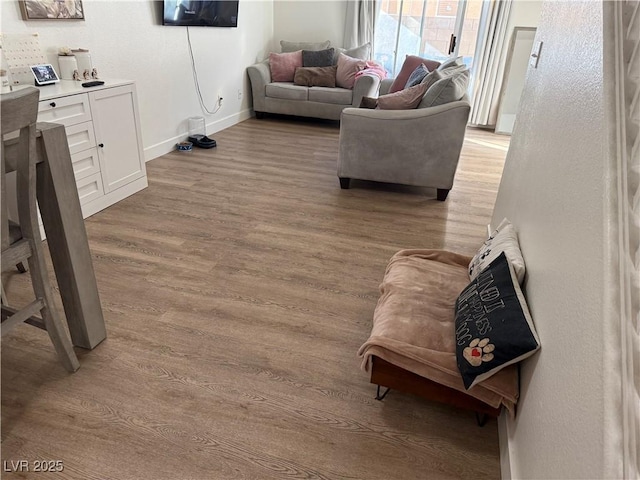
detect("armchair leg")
(255, 111), (265, 119)
(436, 189), (450, 201)
(339, 177), (351, 189)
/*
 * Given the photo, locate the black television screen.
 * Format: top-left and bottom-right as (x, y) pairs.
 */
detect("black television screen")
(163, 1), (238, 27)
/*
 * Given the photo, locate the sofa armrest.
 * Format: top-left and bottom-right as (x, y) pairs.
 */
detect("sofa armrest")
(379, 79), (394, 95)
(338, 100), (471, 189)
(247, 60), (271, 113)
(351, 74), (381, 107)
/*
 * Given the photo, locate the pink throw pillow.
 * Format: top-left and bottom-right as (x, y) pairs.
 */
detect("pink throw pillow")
(389, 55), (441, 93)
(377, 82), (430, 110)
(269, 51), (303, 82)
(336, 53), (366, 89)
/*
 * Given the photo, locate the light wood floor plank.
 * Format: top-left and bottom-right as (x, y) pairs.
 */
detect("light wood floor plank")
(2, 117), (508, 479)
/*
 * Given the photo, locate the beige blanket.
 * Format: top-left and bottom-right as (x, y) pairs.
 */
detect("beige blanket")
(357, 249), (519, 415)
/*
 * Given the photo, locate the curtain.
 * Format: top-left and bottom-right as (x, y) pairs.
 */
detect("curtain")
(343, 0), (377, 54)
(469, 0), (513, 126)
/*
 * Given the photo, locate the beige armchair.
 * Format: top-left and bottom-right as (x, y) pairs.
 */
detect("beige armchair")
(337, 80), (470, 201)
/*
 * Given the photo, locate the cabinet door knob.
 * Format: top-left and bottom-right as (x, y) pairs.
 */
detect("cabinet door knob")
(49, 102), (56, 107)
(98, 143), (104, 148)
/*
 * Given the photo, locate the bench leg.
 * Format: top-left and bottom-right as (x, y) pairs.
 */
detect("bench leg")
(375, 385), (391, 401)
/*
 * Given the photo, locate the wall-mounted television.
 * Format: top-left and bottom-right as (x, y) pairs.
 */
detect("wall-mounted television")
(163, 1), (239, 27)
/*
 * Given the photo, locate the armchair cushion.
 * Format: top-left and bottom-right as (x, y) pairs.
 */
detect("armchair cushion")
(389, 55), (441, 93)
(377, 82), (429, 110)
(404, 63), (430, 88)
(419, 67), (470, 108)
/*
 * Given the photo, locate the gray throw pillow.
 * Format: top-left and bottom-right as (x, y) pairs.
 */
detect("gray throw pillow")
(404, 63), (429, 89)
(332, 42), (371, 63)
(302, 48), (335, 68)
(280, 40), (331, 53)
(437, 56), (464, 71)
(419, 67), (470, 108)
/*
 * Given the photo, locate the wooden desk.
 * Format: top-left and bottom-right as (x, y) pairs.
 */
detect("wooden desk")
(4, 122), (107, 349)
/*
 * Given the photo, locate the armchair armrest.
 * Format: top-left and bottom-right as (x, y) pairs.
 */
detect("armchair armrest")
(351, 74), (381, 107)
(338, 100), (471, 189)
(247, 60), (271, 113)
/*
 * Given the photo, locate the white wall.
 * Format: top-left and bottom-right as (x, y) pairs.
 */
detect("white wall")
(273, 0), (346, 48)
(493, 1), (612, 478)
(1, 0), (274, 160)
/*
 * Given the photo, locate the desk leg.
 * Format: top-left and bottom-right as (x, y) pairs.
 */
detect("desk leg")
(36, 125), (107, 349)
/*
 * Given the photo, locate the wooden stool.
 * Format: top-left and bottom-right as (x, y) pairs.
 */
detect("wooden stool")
(1, 87), (79, 373)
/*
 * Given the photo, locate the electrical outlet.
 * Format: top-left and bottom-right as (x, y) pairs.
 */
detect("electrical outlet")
(237, 89), (243, 100)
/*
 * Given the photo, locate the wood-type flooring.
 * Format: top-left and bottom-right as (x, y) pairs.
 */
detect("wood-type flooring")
(1, 117), (509, 479)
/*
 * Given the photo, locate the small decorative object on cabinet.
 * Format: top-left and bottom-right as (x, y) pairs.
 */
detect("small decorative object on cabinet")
(35, 79), (147, 219)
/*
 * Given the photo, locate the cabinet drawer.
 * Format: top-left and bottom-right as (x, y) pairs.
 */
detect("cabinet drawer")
(65, 121), (96, 155)
(71, 147), (101, 181)
(38, 94), (91, 127)
(76, 172), (105, 205)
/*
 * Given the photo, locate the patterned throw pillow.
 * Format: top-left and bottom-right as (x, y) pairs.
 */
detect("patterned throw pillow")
(302, 48), (335, 68)
(455, 252), (540, 389)
(269, 51), (303, 82)
(404, 63), (430, 89)
(468, 218), (526, 284)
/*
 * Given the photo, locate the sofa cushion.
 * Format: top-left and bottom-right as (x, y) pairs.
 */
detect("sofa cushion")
(377, 82), (429, 110)
(302, 48), (335, 68)
(455, 252), (540, 390)
(269, 51), (303, 82)
(404, 63), (430, 89)
(308, 86), (352, 105)
(438, 56), (465, 70)
(265, 83), (309, 101)
(389, 55), (441, 93)
(333, 42), (372, 63)
(468, 218), (526, 284)
(294, 66), (337, 88)
(280, 40), (331, 53)
(419, 67), (469, 108)
(336, 53), (366, 89)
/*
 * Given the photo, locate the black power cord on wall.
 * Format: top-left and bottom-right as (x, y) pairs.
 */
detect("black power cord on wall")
(186, 26), (222, 115)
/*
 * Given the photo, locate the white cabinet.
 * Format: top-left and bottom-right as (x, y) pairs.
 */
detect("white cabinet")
(36, 79), (147, 219)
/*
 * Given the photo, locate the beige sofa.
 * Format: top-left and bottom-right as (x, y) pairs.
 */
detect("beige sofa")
(247, 41), (381, 121)
(247, 60), (381, 121)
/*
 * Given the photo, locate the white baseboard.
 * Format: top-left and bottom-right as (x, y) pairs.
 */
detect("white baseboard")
(143, 108), (253, 162)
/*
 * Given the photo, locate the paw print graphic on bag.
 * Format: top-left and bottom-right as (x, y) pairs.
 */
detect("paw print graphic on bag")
(463, 338), (495, 367)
